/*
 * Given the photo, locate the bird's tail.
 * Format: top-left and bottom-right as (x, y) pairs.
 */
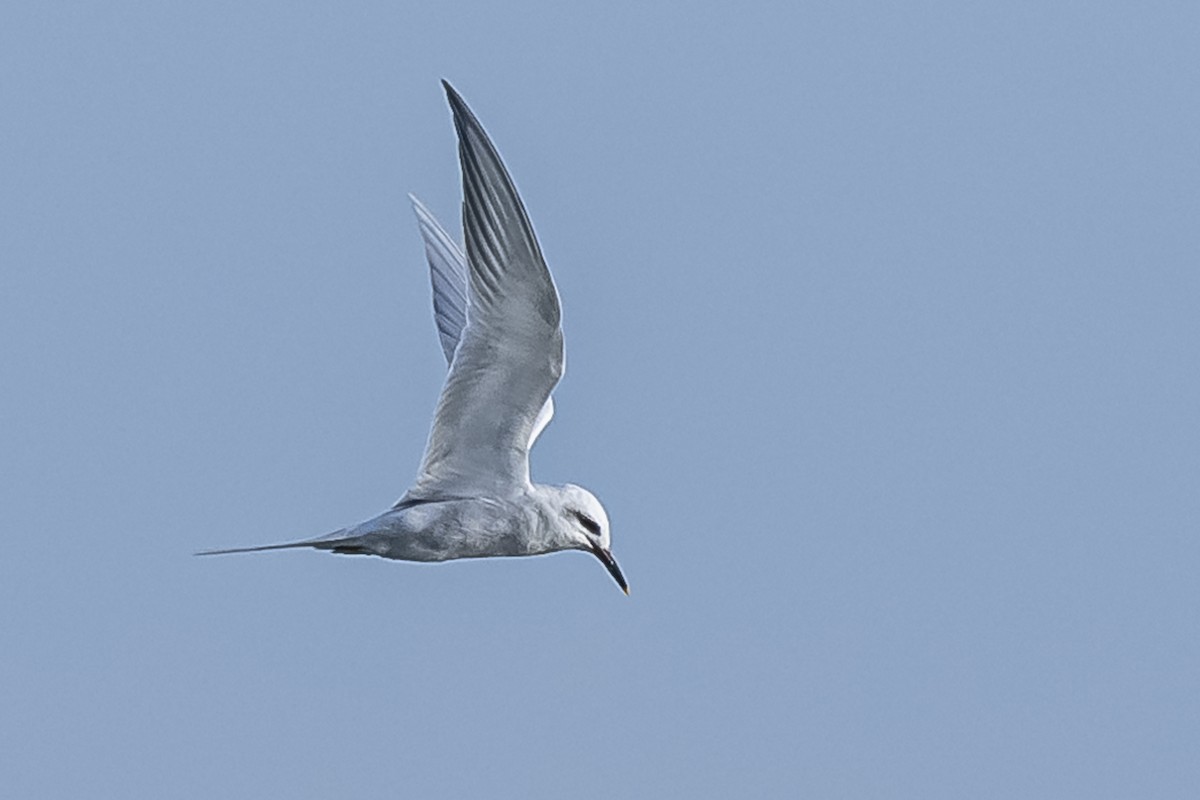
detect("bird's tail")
(195, 529), (352, 557)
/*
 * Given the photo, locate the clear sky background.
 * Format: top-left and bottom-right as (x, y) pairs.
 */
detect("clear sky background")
(2, 2), (1196, 798)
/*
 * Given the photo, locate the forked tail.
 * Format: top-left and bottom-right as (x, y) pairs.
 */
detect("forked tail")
(195, 529), (352, 557)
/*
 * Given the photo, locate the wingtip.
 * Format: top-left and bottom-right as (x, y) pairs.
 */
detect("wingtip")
(441, 79), (462, 107)
(440, 80), (477, 131)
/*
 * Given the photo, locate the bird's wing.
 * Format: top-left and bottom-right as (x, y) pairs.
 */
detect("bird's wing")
(408, 194), (555, 445)
(403, 81), (564, 501)
(409, 193), (469, 364)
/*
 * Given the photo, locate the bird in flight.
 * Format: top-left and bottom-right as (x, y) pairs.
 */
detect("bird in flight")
(199, 81), (627, 594)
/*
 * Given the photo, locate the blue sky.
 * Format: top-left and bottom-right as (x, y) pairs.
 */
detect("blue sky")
(2, 2), (1197, 797)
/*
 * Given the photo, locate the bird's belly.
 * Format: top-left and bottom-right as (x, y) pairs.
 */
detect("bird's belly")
(351, 501), (531, 562)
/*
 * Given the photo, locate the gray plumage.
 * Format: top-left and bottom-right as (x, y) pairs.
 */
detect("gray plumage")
(198, 81), (627, 594)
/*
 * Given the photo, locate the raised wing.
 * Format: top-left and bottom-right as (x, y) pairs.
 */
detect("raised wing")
(409, 194), (556, 445)
(409, 193), (469, 364)
(403, 82), (564, 501)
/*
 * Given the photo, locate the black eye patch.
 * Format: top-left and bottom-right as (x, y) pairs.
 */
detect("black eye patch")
(569, 509), (601, 536)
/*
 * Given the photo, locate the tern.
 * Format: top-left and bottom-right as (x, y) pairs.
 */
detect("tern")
(199, 81), (627, 594)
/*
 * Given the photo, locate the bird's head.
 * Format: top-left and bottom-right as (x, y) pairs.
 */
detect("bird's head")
(552, 483), (627, 595)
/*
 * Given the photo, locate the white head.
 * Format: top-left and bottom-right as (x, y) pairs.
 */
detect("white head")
(544, 483), (627, 595)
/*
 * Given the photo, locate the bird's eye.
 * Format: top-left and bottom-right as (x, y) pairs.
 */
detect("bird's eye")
(569, 509), (601, 536)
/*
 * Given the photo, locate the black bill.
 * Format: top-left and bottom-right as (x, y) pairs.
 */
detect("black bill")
(590, 543), (629, 595)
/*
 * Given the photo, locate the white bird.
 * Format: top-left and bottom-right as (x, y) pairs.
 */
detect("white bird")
(199, 81), (627, 594)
